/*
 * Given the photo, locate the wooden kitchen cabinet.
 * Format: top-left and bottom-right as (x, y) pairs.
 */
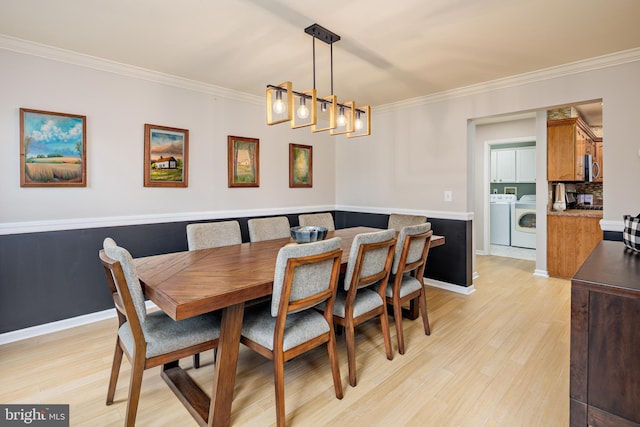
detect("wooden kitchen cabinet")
(547, 118), (596, 182)
(547, 214), (602, 278)
(570, 241), (640, 427)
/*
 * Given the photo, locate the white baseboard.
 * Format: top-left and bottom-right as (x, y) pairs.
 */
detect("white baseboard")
(534, 269), (549, 277)
(424, 277), (476, 295)
(0, 301), (157, 345)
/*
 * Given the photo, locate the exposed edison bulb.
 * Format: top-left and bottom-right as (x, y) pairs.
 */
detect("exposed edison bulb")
(337, 107), (347, 127)
(272, 90), (286, 114)
(354, 113), (363, 130)
(296, 98), (309, 119)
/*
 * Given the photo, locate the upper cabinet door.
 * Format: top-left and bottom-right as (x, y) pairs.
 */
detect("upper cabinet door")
(491, 149), (516, 183)
(516, 147), (536, 183)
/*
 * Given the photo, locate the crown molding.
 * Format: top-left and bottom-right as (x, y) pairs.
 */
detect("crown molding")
(0, 34), (264, 106)
(3, 34), (638, 113)
(373, 48), (640, 113)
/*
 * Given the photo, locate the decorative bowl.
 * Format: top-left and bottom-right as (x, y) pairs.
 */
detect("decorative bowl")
(290, 226), (328, 244)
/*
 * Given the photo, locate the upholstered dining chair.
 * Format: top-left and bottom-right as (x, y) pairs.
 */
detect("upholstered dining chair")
(248, 216), (291, 242)
(328, 229), (396, 387)
(186, 220), (242, 250)
(382, 223), (433, 355)
(387, 213), (427, 231)
(298, 212), (336, 231)
(185, 220), (241, 367)
(100, 238), (220, 427)
(240, 237), (344, 427)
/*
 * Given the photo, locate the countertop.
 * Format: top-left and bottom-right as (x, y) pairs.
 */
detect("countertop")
(572, 240), (640, 293)
(547, 209), (603, 218)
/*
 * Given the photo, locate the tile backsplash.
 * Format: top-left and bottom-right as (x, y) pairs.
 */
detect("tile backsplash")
(576, 182), (603, 205)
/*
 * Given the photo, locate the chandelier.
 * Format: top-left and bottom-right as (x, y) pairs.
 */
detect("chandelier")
(266, 23), (370, 138)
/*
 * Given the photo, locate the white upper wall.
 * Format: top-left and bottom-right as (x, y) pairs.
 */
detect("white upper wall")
(1, 42), (639, 234)
(0, 48), (336, 226)
(336, 54), (640, 231)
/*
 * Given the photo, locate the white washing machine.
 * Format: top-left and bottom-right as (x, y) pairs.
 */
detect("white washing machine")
(511, 194), (536, 249)
(490, 194), (517, 246)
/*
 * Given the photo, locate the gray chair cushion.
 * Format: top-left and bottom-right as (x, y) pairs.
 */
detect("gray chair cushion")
(242, 303), (330, 352)
(271, 237), (342, 316)
(330, 287), (383, 318)
(383, 274), (423, 298)
(103, 238), (147, 323)
(391, 223), (431, 274)
(343, 229), (395, 291)
(387, 213), (427, 232)
(186, 221), (242, 250)
(248, 216), (291, 242)
(298, 213), (335, 231)
(118, 310), (220, 358)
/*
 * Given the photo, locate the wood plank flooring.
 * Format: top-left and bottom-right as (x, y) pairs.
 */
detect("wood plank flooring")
(0, 255), (570, 426)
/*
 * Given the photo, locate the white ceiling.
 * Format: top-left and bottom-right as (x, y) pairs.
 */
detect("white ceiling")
(1, 0), (639, 109)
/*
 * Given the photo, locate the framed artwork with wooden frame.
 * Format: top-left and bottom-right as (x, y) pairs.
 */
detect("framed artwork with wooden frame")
(228, 135), (260, 187)
(20, 108), (87, 187)
(289, 143), (312, 188)
(144, 124), (189, 187)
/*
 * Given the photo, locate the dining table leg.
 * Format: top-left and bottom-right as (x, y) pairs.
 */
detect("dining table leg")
(208, 302), (245, 427)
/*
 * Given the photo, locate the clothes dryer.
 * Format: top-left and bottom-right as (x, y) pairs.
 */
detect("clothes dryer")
(511, 194), (536, 249)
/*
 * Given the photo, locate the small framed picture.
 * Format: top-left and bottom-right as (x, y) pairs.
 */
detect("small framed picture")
(289, 143), (312, 188)
(144, 124), (188, 187)
(228, 135), (259, 187)
(20, 108), (87, 187)
(504, 187), (517, 196)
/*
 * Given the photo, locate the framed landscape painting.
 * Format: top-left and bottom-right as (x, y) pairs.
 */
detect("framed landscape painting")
(228, 135), (259, 187)
(289, 143), (312, 188)
(144, 124), (189, 187)
(20, 108), (87, 187)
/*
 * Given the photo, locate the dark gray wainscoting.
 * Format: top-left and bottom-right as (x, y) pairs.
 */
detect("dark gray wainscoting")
(0, 211), (472, 334)
(604, 231), (623, 241)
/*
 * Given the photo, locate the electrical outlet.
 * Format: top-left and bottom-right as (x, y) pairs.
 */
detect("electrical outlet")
(444, 191), (453, 202)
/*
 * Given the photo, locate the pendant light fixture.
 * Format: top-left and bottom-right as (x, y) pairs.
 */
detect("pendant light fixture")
(266, 23), (370, 138)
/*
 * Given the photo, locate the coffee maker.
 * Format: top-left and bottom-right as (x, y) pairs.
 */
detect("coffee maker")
(564, 183), (577, 208)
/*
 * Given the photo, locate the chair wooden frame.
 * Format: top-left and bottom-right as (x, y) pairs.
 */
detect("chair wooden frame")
(99, 250), (219, 427)
(387, 229), (433, 355)
(332, 233), (396, 386)
(240, 246), (344, 427)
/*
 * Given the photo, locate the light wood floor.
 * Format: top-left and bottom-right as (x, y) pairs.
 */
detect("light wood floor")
(0, 255), (570, 426)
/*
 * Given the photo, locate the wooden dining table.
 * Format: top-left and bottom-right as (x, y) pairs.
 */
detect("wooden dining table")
(133, 226), (444, 426)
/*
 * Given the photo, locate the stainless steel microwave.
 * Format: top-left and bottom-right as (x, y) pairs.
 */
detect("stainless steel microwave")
(584, 154), (601, 182)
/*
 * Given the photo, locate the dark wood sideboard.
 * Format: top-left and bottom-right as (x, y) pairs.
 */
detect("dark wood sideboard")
(570, 241), (640, 427)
